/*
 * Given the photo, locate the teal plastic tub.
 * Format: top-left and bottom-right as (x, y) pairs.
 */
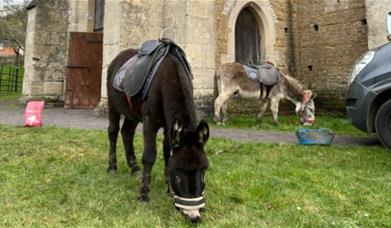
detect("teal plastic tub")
(296, 128), (335, 145)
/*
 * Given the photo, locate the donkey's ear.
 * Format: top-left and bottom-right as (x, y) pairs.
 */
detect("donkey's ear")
(303, 90), (312, 103)
(171, 117), (184, 148)
(197, 120), (209, 145)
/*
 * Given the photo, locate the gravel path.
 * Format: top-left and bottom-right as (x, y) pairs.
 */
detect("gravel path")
(0, 101), (380, 146)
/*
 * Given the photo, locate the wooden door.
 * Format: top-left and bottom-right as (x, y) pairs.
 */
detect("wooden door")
(65, 32), (103, 108)
(235, 8), (261, 65)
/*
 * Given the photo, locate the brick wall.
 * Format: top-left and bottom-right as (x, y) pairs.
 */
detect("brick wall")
(292, 0), (368, 112)
(215, 0), (368, 115)
(215, 0), (294, 115)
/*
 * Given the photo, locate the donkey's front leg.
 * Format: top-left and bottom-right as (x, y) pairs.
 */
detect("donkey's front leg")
(139, 117), (159, 202)
(270, 97), (281, 125)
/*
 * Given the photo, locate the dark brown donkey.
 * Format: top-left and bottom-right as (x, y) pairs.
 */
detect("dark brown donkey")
(107, 46), (209, 223)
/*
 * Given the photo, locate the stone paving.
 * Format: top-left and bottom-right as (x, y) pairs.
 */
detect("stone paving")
(0, 100), (380, 147)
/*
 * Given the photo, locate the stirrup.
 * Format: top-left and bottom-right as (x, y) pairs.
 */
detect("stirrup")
(160, 28), (176, 42)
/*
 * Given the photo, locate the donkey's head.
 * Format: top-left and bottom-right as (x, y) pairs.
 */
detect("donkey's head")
(168, 117), (209, 223)
(296, 90), (316, 126)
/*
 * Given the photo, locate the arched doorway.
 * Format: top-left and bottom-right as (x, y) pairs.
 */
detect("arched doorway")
(235, 7), (261, 64)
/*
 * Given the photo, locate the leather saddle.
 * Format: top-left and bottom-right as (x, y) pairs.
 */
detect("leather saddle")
(243, 63), (279, 86)
(113, 39), (188, 100)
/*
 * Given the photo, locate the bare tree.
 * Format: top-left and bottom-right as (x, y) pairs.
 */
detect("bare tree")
(0, 0), (28, 55)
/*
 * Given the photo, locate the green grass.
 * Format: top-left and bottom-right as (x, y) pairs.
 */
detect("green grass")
(208, 114), (369, 137)
(0, 92), (21, 101)
(1, 125), (390, 227)
(0, 65), (24, 96)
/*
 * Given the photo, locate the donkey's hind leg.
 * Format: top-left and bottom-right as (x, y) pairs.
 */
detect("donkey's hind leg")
(162, 128), (171, 194)
(108, 108), (121, 173)
(121, 118), (141, 175)
(270, 97), (281, 125)
(214, 93), (230, 124)
(256, 99), (269, 123)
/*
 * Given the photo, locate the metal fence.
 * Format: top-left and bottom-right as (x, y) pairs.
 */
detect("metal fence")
(0, 56), (24, 93)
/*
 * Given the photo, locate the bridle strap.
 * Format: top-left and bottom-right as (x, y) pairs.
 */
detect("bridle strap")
(175, 203), (205, 210)
(168, 175), (205, 210)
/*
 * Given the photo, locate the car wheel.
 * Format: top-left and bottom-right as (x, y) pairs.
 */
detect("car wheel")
(375, 99), (391, 149)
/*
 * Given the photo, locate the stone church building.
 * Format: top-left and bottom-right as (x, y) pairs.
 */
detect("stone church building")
(22, 0), (391, 114)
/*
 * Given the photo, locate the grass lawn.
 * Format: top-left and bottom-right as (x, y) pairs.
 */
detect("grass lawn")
(0, 65), (24, 97)
(207, 114), (370, 137)
(1, 125), (390, 227)
(0, 92), (21, 102)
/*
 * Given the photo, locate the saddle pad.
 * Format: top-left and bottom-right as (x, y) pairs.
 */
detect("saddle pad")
(243, 65), (260, 82)
(244, 63), (279, 86)
(113, 55), (138, 93)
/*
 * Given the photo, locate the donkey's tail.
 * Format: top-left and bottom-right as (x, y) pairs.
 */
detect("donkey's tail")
(214, 69), (220, 99)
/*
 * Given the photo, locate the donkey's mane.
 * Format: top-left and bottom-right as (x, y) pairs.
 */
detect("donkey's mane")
(279, 71), (308, 100)
(164, 54), (198, 132)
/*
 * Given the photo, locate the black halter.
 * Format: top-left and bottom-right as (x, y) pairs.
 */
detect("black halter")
(168, 150), (206, 210)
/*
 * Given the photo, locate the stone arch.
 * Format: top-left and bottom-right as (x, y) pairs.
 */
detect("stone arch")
(221, 0), (277, 64)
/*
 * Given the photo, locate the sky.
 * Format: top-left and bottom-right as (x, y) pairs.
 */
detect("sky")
(0, 0), (26, 10)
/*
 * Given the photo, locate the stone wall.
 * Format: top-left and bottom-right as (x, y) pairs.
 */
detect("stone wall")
(23, 0), (97, 103)
(270, 0), (295, 74)
(292, 0), (368, 112)
(185, 1), (216, 97)
(22, 6), (36, 97)
(215, 0), (368, 114)
(100, 0), (216, 110)
(215, 0), (293, 115)
(21, 0), (377, 116)
(365, 0), (391, 49)
(22, 0), (69, 102)
(68, 0), (95, 33)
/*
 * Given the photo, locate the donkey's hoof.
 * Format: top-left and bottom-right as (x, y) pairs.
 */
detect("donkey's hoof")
(107, 165), (117, 174)
(138, 195), (150, 202)
(131, 165), (141, 176)
(272, 121), (280, 126)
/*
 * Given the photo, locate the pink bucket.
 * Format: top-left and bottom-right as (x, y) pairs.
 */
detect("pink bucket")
(24, 101), (45, 127)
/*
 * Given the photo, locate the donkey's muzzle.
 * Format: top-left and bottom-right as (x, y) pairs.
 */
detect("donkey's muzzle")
(301, 118), (315, 126)
(174, 195), (205, 223)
